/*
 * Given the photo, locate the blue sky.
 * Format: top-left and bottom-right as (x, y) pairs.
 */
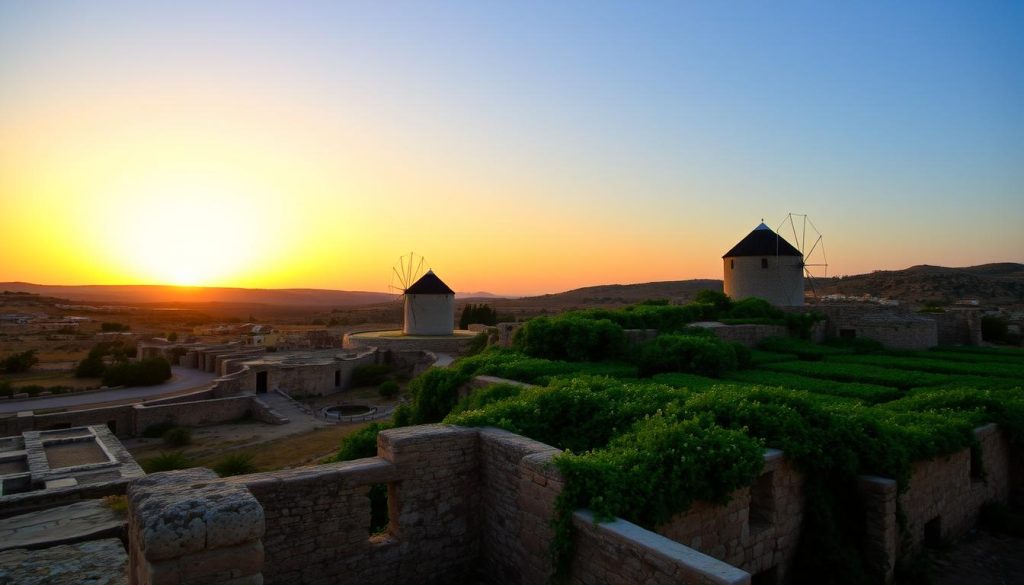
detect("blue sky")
(1, 1), (1021, 292)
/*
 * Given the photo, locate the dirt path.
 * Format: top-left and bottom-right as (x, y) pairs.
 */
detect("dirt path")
(930, 529), (1024, 585)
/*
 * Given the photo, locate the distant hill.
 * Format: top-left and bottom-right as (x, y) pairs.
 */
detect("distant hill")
(813, 263), (1024, 305)
(494, 280), (723, 310)
(0, 283), (392, 307)
(4, 262), (1020, 313)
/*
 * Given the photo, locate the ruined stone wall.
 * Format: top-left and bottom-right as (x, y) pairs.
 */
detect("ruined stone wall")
(227, 425), (481, 585)
(799, 304), (938, 349)
(854, 319), (938, 350)
(570, 510), (751, 585)
(477, 428), (562, 585)
(131, 395), (253, 434)
(496, 322), (524, 348)
(899, 424), (1013, 554)
(0, 395), (254, 439)
(3, 404), (134, 438)
(656, 449), (804, 582)
(124, 423), (1022, 585)
(926, 309), (983, 346)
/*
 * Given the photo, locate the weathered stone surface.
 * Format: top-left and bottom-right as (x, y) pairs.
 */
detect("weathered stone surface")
(0, 538), (127, 585)
(0, 499), (125, 552)
(129, 468), (264, 562)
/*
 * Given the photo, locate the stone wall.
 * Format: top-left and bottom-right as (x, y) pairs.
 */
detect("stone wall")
(571, 510), (750, 585)
(0, 404), (134, 438)
(125, 423), (1023, 585)
(1, 394), (257, 439)
(131, 395), (254, 434)
(128, 468), (264, 585)
(477, 428), (562, 585)
(801, 304), (938, 349)
(900, 424), (1013, 554)
(927, 309), (983, 346)
(129, 425), (776, 585)
(656, 449), (804, 582)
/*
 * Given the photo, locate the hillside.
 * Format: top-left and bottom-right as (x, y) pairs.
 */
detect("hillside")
(813, 263), (1024, 305)
(0, 283), (392, 307)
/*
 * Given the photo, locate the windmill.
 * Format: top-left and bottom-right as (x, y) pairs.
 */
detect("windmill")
(387, 252), (455, 335)
(775, 213), (828, 299)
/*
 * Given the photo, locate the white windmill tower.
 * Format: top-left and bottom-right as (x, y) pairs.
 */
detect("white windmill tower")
(389, 253), (455, 335)
(722, 214), (828, 306)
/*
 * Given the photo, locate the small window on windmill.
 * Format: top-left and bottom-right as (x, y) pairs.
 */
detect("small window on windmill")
(731, 259), (735, 270)
(761, 258), (769, 269)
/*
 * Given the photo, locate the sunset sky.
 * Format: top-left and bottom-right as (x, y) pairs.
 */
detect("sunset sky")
(1, 1), (1021, 295)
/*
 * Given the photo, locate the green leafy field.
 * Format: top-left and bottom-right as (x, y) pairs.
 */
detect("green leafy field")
(333, 300), (1024, 584)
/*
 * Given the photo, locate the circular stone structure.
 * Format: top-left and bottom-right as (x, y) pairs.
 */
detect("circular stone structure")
(322, 403), (379, 422)
(344, 329), (479, 354)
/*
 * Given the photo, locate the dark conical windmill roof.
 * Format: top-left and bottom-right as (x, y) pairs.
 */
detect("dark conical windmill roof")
(722, 223), (803, 258)
(405, 270), (455, 295)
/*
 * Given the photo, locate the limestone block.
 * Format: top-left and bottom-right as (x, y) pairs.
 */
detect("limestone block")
(129, 468), (265, 562)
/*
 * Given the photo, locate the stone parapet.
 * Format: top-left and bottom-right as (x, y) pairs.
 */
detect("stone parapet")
(128, 468), (264, 585)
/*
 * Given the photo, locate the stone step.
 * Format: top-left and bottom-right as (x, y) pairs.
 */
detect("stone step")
(0, 499), (125, 552)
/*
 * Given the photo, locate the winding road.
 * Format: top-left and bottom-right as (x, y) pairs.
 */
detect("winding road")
(0, 367), (217, 414)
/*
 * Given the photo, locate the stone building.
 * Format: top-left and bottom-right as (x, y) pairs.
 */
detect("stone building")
(724, 223), (805, 307)
(403, 270), (456, 335)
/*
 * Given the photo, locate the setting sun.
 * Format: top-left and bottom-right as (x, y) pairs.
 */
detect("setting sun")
(106, 180), (266, 287)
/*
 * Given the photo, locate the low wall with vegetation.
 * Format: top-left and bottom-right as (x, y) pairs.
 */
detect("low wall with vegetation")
(130, 421), (1022, 585)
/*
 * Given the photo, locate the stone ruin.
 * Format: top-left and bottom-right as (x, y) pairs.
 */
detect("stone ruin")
(123, 422), (1019, 585)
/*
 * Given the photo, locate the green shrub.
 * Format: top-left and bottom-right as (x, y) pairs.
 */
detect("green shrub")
(785, 312), (823, 339)
(351, 364), (393, 387)
(334, 422), (393, 462)
(513, 315), (625, 362)
(693, 290), (733, 312)
(378, 380), (400, 398)
(725, 297), (783, 320)
(402, 368), (471, 425)
(162, 427), (192, 447)
(213, 453), (257, 477)
(102, 357), (171, 387)
(464, 331), (489, 356)
(451, 382), (526, 414)
(762, 360), (949, 389)
(452, 349), (636, 385)
(140, 452), (193, 473)
(823, 337), (885, 354)
(634, 334), (739, 378)
(1, 350), (38, 373)
(749, 350), (799, 365)
(459, 304), (498, 329)
(829, 354), (1024, 379)
(724, 370), (902, 404)
(100, 322), (130, 332)
(758, 337), (850, 360)
(75, 354), (106, 378)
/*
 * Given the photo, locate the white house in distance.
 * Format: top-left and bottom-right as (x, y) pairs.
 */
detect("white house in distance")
(723, 222), (805, 307)
(403, 270), (455, 335)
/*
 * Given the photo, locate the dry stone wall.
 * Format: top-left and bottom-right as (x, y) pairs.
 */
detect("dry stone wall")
(125, 423), (1022, 585)
(656, 449), (804, 582)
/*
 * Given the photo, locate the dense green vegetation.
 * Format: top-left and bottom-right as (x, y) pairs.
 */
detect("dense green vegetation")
(1, 349), (39, 373)
(331, 297), (1023, 585)
(459, 303), (498, 329)
(102, 357), (172, 387)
